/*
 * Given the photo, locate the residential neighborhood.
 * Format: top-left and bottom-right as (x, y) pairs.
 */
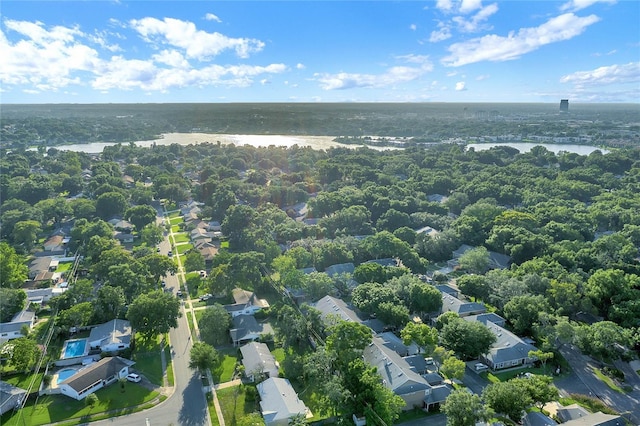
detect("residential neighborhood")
(1, 122), (640, 426)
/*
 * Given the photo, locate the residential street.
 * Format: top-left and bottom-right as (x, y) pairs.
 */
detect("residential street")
(90, 208), (212, 426)
(555, 345), (640, 424)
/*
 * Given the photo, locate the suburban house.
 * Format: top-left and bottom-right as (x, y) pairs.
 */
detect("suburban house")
(0, 381), (27, 415)
(0, 309), (36, 343)
(449, 244), (511, 270)
(229, 315), (274, 347)
(523, 411), (556, 426)
(208, 221), (222, 232)
(376, 331), (420, 357)
(113, 231), (134, 244)
(43, 235), (66, 254)
(58, 356), (135, 400)
(190, 228), (213, 241)
(28, 256), (55, 280)
(108, 218), (133, 232)
(88, 319), (132, 353)
(240, 342), (279, 382)
(26, 287), (66, 305)
(312, 295), (385, 333)
(440, 292), (487, 317)
(323, 262), (355, 278)
(224, 288), (270, 318)
(363, 336), (451, 411)
(257, 377), (310, 426)
(466, 315), (538, 370)
(557, 404), (623, 426)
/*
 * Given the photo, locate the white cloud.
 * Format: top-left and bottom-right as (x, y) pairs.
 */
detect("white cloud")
(260, 79), (269, 85)
(452, 3), (498, 32)
(152, 49), (190, 68)
(0, 18), (288, 95)
(442, 13), (600, 66)
(410, 24), (417, 31)
(129, 17), (265, 59)
(92, 57), (287, 91)
(560, 62), (640, 87)
(560, 0), (616, 12)
(296, 63), (305, 70)
(476, 74), (490, 80)
(0, 19), (101, 89)
(315, 66), (425, 90)
(459, 0), (483, 14)
(455, 81), (467, 91)
(394, 54), (434, 70)
(436, 0), (453, 12)
(204, 13), (222, 23)
(429, 23), (452, 42)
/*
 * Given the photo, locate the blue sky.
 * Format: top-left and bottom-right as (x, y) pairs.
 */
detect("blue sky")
(1, 0), (638, 103)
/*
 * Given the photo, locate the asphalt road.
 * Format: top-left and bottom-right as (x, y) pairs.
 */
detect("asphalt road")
(555, 345), (640, 424)
(92, 209), (211, 426)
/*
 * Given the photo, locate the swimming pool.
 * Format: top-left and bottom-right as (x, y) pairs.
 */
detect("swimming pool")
(56, 368), (77, 384)
(61, 339), (88, 359)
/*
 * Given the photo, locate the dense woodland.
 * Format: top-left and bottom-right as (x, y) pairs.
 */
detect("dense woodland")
(1, 139), (640, 423)
(1, 103), (639, 148)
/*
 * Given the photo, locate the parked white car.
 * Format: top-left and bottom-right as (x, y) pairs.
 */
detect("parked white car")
(127, 373), (141, 383)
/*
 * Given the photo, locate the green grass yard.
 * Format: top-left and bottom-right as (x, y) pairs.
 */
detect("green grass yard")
(55, 262), (73, 273)
(216, 384), (261, 426)
(0, 383), (158, 426)
(176, 243), (193, 254)
(131, 334), (164, 386)
(593, 368), (626, 393)
(212, 348), (239, 383)
(172, 233), (190, 243)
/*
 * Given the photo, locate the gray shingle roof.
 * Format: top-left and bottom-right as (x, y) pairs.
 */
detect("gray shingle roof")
(0, 381), (27, 415)
(240, 342), (278, 377)
(88, 319), (131, 348)
(61, 356), (133, 393)
(257, 377), (308, 425)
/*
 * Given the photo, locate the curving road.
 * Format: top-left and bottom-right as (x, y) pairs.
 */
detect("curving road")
(93, 208), (211, 426)
(555, 345), (640, 424)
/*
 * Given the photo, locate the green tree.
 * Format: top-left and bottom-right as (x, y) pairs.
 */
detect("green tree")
(96, 191), (128, 220)
(326, 321), (372, 372)
(0, 288), (27, 322)
(189, 342), (220, 372)
(92, 285), (126, 323)
(125, 204), (158, 231)
(8, 337), (40, 372)
(199, 304), (232, 346)
(0, 242), (28, 288)
(442, 389), (493, 426)
(184, 250), (206, 272)
(377, 301), (410, 328)
(57, 302), (93, 330)
(482, 381), (531, 421)
(457, 246), (490, 273)
(440, 318), (496, 360)
(140, 224), (164, 247)
(503, 294), (550, 335)
(514, 375), (558, 410)
(440, 356), (466, 382)
(456, 275), (490, 301)
(127, 290), (181, 340)
(400, 322), (438, 353)
(12, 220), (41, 250)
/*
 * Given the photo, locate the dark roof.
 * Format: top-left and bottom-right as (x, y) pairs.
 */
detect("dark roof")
(62, 357), (133, 393)
(324, 263), (355, 277)
(0, 381), (27, 415)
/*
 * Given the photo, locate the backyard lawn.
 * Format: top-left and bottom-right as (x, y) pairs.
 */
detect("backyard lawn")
(55, 262), (73, 273)
(212, 348), (239, 383)
(216, 384), (261, 426)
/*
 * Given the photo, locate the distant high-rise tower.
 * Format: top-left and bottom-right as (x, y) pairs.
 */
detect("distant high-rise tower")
(560, 99), (569, 112)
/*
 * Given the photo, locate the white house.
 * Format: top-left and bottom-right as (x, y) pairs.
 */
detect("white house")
(229, 315), (274, 347)
(224, 289), (270, 318)
(58, 356), (134, 400)
(257, 377), (309, 426)
(0, 310), (36, 343)
(88, 319), (132, 353)
(240, 342), (279, 382)
(0, 381), (27, 415)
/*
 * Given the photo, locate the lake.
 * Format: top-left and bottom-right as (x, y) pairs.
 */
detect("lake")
(466, 142), (609, 155)
(39, 133), (607, 155)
